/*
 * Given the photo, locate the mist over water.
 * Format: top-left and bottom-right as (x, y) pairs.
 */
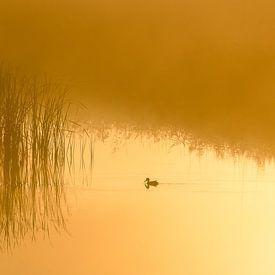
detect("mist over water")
(2, 1), (275, 274)
(1, 0), (275, 151)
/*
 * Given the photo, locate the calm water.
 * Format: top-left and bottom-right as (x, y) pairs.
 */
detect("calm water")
(1, 0), (275, 273)
(1, 126), (275, 275)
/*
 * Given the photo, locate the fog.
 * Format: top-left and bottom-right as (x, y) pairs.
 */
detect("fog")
(1, 0), (275, 146)
(2, 2), (275, 272)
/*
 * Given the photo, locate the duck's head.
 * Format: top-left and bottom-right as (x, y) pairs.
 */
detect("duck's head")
(144, 177), (150, 182)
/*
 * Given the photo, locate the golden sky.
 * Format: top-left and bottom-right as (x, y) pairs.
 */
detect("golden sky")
(1, 0), (275, 142)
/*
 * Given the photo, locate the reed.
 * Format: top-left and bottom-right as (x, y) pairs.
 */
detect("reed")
(0, 69), (70, 250)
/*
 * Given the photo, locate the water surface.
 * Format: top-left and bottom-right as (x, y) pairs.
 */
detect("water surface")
(1, 126), (275, 275)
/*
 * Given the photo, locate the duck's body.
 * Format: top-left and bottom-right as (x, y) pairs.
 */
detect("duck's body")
(144, 178), (159, 189)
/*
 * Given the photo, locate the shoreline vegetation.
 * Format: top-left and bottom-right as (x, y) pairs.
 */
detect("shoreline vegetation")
(0, 67), (273, 249)
(0, 69), (77, 250)
(86, 120), (274, 167)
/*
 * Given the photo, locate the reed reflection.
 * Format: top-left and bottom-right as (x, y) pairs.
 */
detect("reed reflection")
(0, 70), (69, 250)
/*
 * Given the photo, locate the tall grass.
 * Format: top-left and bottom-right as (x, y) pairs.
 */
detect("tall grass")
(86, 120), (274, 167)
(0, 69), (70, 250)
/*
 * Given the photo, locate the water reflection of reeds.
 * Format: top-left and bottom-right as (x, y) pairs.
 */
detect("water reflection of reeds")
(0, 70), (69, 250)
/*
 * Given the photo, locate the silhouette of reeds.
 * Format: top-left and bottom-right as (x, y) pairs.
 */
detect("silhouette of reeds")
(86, 120), (274, 167)
(0, 69), (71, 250)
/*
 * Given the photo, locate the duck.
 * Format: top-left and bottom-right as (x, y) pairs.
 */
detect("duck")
(144, 178), (159, 189)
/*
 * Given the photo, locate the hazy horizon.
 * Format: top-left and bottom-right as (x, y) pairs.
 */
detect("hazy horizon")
(1, 0), (275, 146)
(2, 2), (275, 274)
